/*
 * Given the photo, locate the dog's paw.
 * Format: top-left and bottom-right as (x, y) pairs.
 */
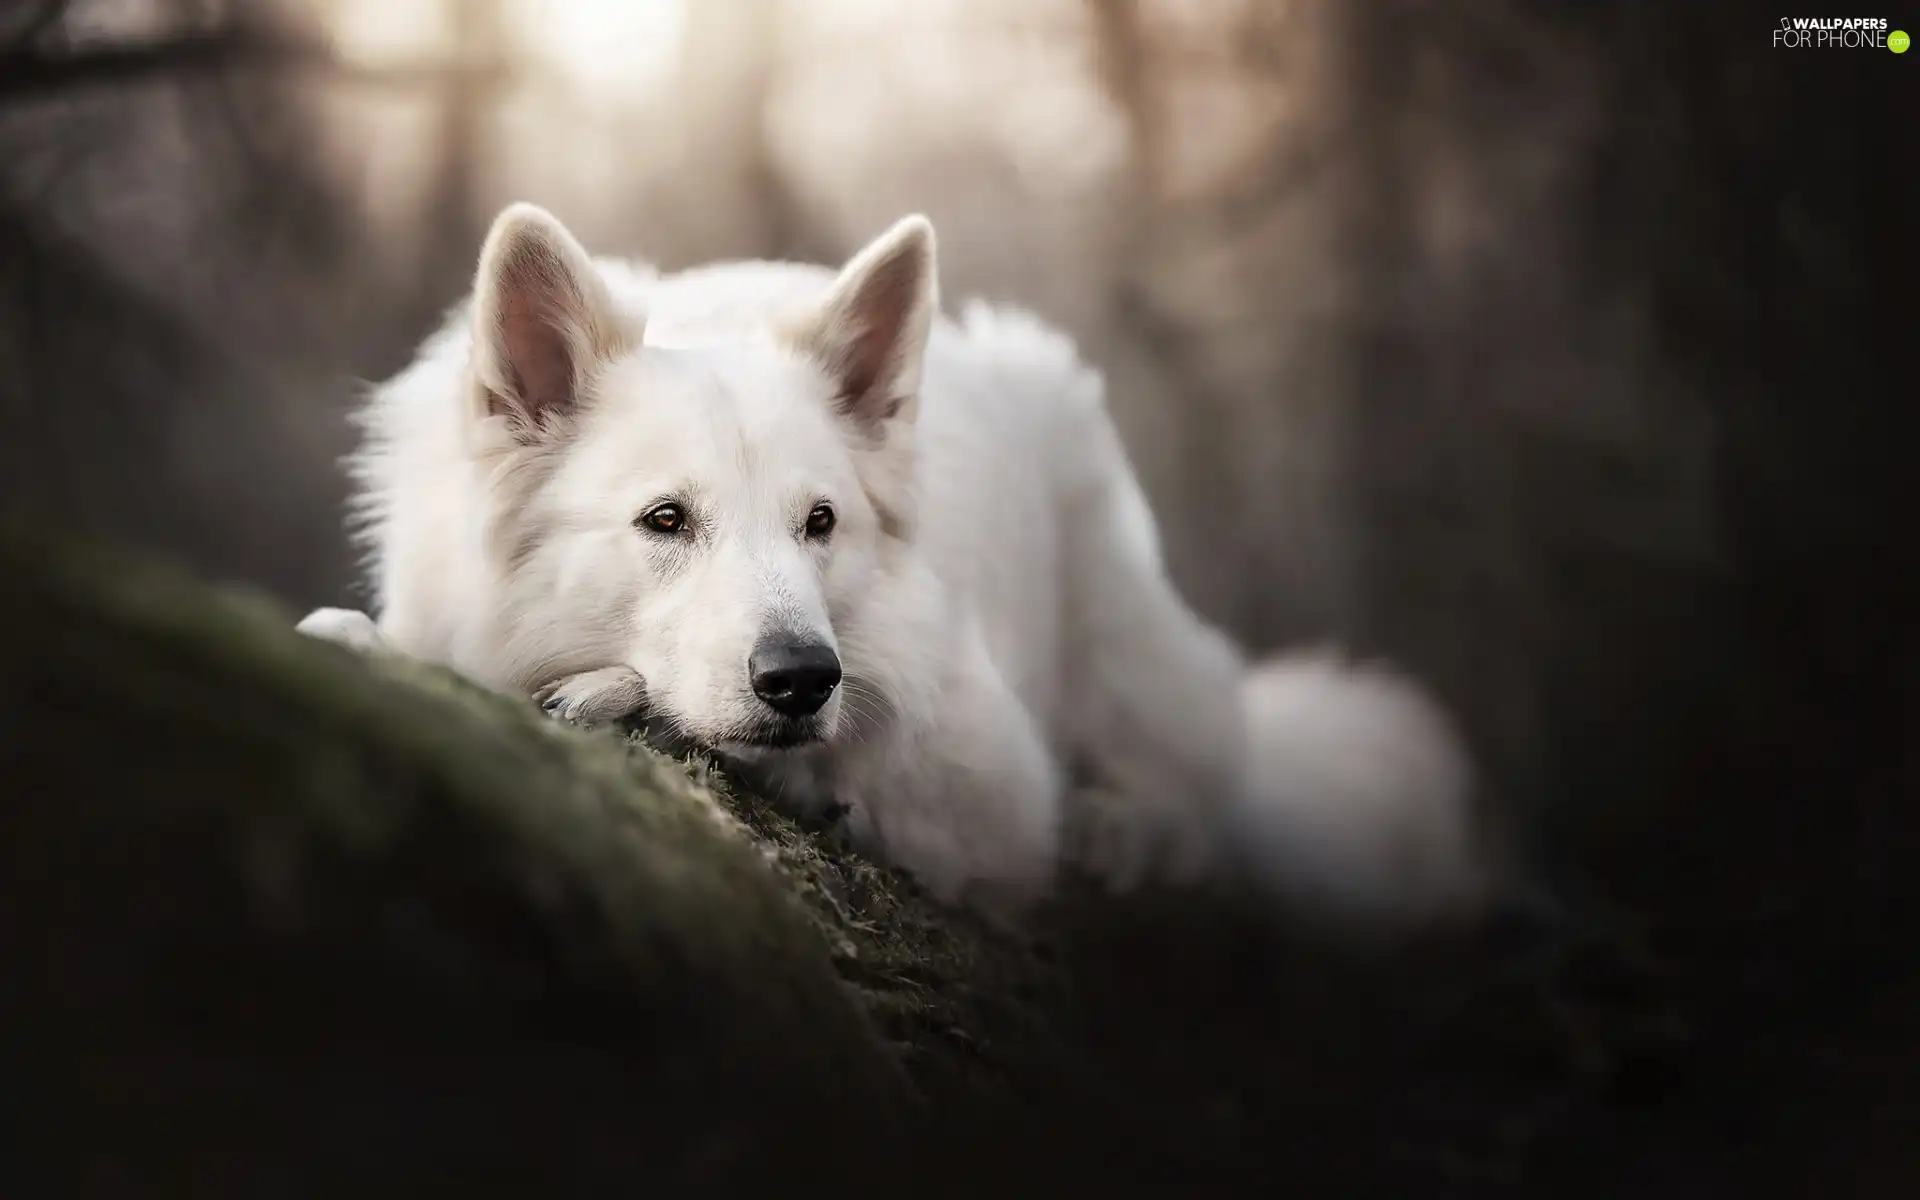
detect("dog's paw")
(1068, 789), (1155, 892)
(536, 666), (649, 728)
(1065, 787), (1215, 893)
(296, 607), (385, 654)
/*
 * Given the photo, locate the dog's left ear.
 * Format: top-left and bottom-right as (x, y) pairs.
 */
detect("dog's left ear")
(798, 215), (938, 433)
(470, 203), (634, 440)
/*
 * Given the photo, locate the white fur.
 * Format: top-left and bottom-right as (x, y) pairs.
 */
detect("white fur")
(305, 204), (1487, 927)
(296, 606), (385, 653)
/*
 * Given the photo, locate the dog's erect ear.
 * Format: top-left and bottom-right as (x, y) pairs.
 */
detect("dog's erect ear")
(797, 215), (938, 432)
(470, 203), (631, 438)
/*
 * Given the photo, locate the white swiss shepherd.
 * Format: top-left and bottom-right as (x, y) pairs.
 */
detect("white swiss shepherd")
(301, 203), (1485, 928)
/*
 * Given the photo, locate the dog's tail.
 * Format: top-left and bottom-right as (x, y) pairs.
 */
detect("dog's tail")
(1222, 650), (1487, 931)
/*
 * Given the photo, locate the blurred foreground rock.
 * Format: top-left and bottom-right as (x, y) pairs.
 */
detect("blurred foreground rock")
(0, 528), (936, 1192)
(1, 529), (1910, 1197)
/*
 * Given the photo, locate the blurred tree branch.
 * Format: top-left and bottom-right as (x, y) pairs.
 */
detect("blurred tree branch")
(0, 22), (511, 104)
(1, 0), (67, 48)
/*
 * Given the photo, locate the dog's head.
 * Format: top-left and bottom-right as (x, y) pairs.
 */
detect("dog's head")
(465, 203), (934, 751)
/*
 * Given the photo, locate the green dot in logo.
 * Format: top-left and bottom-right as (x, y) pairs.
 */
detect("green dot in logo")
(1892, 29), (1912, 53)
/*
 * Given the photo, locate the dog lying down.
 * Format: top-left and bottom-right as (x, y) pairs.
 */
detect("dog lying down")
(300, 202), (1487, 930)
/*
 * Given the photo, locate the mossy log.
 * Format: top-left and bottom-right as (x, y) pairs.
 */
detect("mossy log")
(0, 530), (944, 1192)
(1, 529), (1698, 1196)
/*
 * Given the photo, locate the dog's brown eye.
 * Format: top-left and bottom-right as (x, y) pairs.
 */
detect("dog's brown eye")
(638, 503), (685, 535)
(805, 503), (835, 539)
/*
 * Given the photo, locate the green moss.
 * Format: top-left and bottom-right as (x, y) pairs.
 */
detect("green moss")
(0, 526), (1703, 1192)
(695, 761), (1076, 1094)
(0, 527), (918, 1190)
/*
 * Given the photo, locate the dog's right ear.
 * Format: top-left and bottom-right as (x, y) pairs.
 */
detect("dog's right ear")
(470, 203), (632, 439)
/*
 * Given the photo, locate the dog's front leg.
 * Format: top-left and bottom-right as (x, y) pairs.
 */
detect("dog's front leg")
(535, 666), (650, 729)
(836, 636), (1063, 919)
(297, 606), (646, 731)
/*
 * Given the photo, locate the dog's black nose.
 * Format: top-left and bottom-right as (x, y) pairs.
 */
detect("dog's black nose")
(749, 638), (842, 717)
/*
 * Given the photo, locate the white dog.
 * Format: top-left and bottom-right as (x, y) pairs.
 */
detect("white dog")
(301, 203), (1485, 927)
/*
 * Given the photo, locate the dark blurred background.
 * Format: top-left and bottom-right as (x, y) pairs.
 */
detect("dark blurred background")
(0, 0), (1913, 1186)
